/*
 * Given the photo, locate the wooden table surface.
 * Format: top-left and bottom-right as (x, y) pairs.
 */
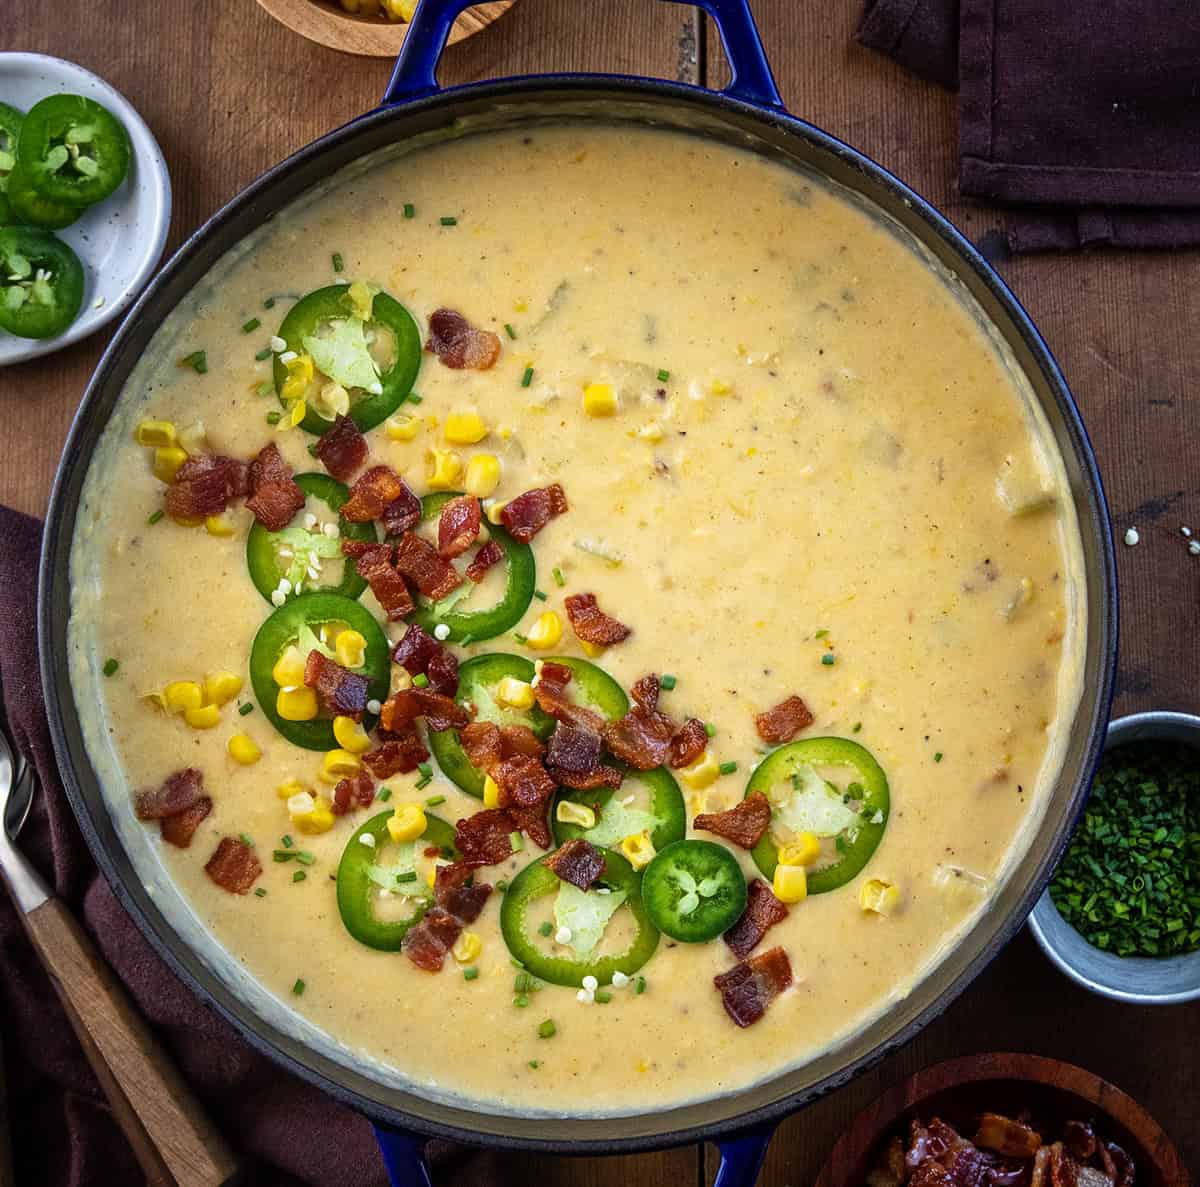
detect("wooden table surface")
(6, 1), (1199, 1183)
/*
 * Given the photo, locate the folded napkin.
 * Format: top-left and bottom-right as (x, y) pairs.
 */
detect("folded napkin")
(0, 507), (504, 1186)
(858, 0), (1200, 250)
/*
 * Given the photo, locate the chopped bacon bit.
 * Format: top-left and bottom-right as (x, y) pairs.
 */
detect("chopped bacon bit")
(602, 707), (674, 771)
(331, 770), (376, 816)
(135, 767), (205, 820)
(630, 674), (660, 713)
(546, 838), (605, 891)
(423, 846), (442, 858)
(426, 649), (459, 697)
(465, 540), (503, 583)
(724, 879), (789, 959)
(713, 946), (792, 1027)
(348, 543), (414, 621)
(533, 662), (607, 733)
(434, 862), (493, 923)
(459, 722), (502, 772)
(313, 415), (368, 481)
(755, 695), (814, 745)
(565, 592), (631, 646)
(160, 796), (212, 848)
(381, 688), (472, 733)
(246, 479), (306, 532)
(340, 465), (406, 523)
(362, 726), (429, 777)
(545, 722), (624, 790)
(491, 755), (556, 808)
(402, 906), (463, 972)
(499, 484), (568, 543)
(165, 454), (251, 522)
(247, 443), (290, 490)
(508, 802), (552, 850)
(304, 650), (370, 720)
(176, 453), (252, 498)
(455, 808), (519, 866)
(669, 717), (708, 769)
(554, 765), (624, 791)
(426, 308), (502, 371)
(499, 724), (546, 760)
(392, 624), (459, 696)
(381, 480), (422, 537)
(394, 532), (463, 601)
(975, 1114), (1042, 1160)
(694, 791), (772, 850)
(437, 495), (481, 559)
(204, 836), (263, 895)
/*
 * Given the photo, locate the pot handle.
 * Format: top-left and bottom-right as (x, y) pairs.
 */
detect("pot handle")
(714, 1125), (776, 1186)
(374, 1124), (433, 1187)
(382, 0), (783, 111)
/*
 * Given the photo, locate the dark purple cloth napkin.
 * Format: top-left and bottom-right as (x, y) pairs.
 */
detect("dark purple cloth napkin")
(858, 0), (1200, 250)
(0, 507), (506, 1187)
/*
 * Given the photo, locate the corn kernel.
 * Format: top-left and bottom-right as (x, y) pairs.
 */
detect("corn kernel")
(276, 778), (307, 799)
(163, 681), (203, 715)
(204, 513), (236, 537)
(637, 422), (665, 442)
(483, 774), (501, 808)
(184, 703), (221, 730)
(134, 419), (176, 447)
(859, 878), (900, 916)
(580, 640), (606, 658)
(495, 676), (535, 710)
(311, 381), (350, 421)
(556, 801), (597, 830)
(141, 689), (167, 711)
(204, 670), (243, 706)
(525, 611), (562, 650)
(280, 353), (314, 402)
(483, 499), (506, 526)
(464, 454), (501, 498)
(272, 646), (307, 688)
(387, 802), (427, 843)
(444, 410), (489, 445)
(333, 715), (372, 754)
(334, 629), (366, 669)
(280, 398), (307, 430)
(320, 748), (362, 783)
(583, 382), (618, 418)
(778, 832), (821, 868)
(384, 413), (421, 441)
(426, 448), (463, 490)
(228, 733), (262, 765)
(290, 793), (335, 835)
(621, 831), (656, 871)
(678, 751), (719, 790)
(452, 931), (482, 963)
(710, 379), (733, 396)
(288, 791), (316, 816)
(277, 686), (319, 721)
(773, 863), (808, 904)
(152, 446), (188, 484)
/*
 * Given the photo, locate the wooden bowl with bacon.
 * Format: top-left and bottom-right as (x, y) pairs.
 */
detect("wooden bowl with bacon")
(814, 1053), (1189, 1187)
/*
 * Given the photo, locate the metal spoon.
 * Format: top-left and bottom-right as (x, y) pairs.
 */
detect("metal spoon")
(0, 726), (239, 1187)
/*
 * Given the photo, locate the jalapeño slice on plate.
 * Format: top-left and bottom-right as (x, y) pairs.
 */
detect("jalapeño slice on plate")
(272, 284), (420, 434)
(4, 164), (81, 230)
(336, 811), (458, 951)
(552, 765), (686, 852)
(245, 473), (376, 603)
(640, 840), (747, 943)
(16, 94), (130, 208)
(746, 736), (889, 893)
(0, 103), (24, 193)
(500, 845), (658, 986)
(408, 492), (535, 644)
(0, 227), (84, 339)
(249, 591), (390, 751)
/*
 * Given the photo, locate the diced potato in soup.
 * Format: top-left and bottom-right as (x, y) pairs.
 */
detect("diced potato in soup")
(68, 124), (1084, 1114)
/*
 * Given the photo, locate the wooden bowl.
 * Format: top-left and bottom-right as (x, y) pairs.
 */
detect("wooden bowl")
(814, 1053), (1189, 1187)
(255, 0), (514, 57)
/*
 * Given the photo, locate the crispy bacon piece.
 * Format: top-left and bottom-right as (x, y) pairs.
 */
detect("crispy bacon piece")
(426, 308), (502, 371)
(165, 453), (252, 522)
(392, 623), (459, 696)
(976, 1115), (1042, 1160)
(465, 540), (504, 583)
(500, 724), (546, 760)
(381, 688), (471, 733)
(381, 480), (422, 537)
(340, 465), (406, 523)
(314, 414), (368, 481)
(500, 484), (568, 543)
(455, 808), (518, 866)
(394, 532), (463, 601)
(546, 838), (605, 890)
(204, 836), (262, 895)
(459, 722), (502, 772)
(331, 770), (376, 816)
(508, 802), (552, 850)
(245, 444), (305, 531)
(713, 946), (792, 1028)
(134, 767), (205, 820)
(347, 543), (415, 621)
(755, 695), (814, 745)
(247, 443), (290, 489)
(491, 755), (556, 808)
(694, 791), (772, 850)
(437, 495), (481, 559)
(534, 662), (607, 733)
(557, 766), (624, 790)
(907, 1120), (993, 1187)
(603, 706), (674, 771)
(304, 650), (370, 720)
(176, 453), (251, 497)
(160, 796), (212, 848)
(433, 862), (492, 923)
(724, 879), (789, 959)
(545, 722), (623, 790)
(670, 717), (708, 769)
(362, 726), (429, 777)
(401, 906), (463, 972)
(630, 674), (660, 712)
(426, 650), (459, 698)
(1061, 1122), (1095, 1163)
(564, 592), (631, 647)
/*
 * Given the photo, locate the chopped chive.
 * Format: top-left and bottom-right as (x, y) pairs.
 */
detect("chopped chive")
(254, 887), (267, 898)
(705, 722), (717, 738)
(281, 835), (294, 848)
(295, 851), (316, 866)
(242, 317), (261, 334)
(814, 628), (829, 639)
(178, 350), (208, 374)
(656, 369), (670, 382)
(853, 722), (862, 733)
(425, 796), (446, 809)
(264, 296), (277, 309)
(594, 990), (613, 1004)
(293, 870), (307, 882)
(408, 392), (423, 405)
(513, 632), (528, 646)
(528, 1060), (540, 1069)
(403, 202), (415, 219)
(394, 871), (418, 884)
(459, 634), (475, 647)
(416, 775), (433, 791)
(273, 851), (295, 863)
(520, 366), (534, 388)
(238, 702), (254, 716)
(660, 674), (677, 691)
(533, 589), (548, 601)
(633, 975), (647, 995)
(513, 972), (537, 993)
(504, 323), (517, 339)
(718, 761), (738, 776)
(239, 832), (255, 847)
(412, 673), (430, 689)
(552, 567), (565, 587)
(146, 509), (165, 525)
(510, 830), (525, 852)
(463, 966), (479, 981)
(821, 653), (836, 666)
(440, 216), (458, 226)
(538, 920), (553, 937)
(378, 787), (393, 801)
(102, 657), (119, 677)
(255, 346), (272, 361)
(537, 1019), (556, 1039)
(513, 995), (530, 1009)
(331, 252), (344, 273)
(495, 878), (509, 892)
(307, 443), (319, 457)
(934, 752), (944, 763)
(266, 411), (282, 425)
(510, 957), (526, 970)
(417, 762), (432, 779)
(292, 978), (305, 996)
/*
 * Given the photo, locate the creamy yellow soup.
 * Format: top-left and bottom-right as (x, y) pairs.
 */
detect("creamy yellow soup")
(68, 124), (1084, 1115)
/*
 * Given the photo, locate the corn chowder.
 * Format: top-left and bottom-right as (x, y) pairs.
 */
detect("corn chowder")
(68, 124), (1085, 1114)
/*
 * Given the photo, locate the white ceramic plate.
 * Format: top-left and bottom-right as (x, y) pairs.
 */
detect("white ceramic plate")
(0, 53), (171, 366)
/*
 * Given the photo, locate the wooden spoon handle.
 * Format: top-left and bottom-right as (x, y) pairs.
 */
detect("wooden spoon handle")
(23, 897), (239, 1187)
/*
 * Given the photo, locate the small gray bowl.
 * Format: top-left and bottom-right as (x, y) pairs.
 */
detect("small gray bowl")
(1030, 710), (1200, 1004)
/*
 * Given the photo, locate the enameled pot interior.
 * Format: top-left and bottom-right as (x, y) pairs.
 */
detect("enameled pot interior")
(40, 81), (1117, 1151)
